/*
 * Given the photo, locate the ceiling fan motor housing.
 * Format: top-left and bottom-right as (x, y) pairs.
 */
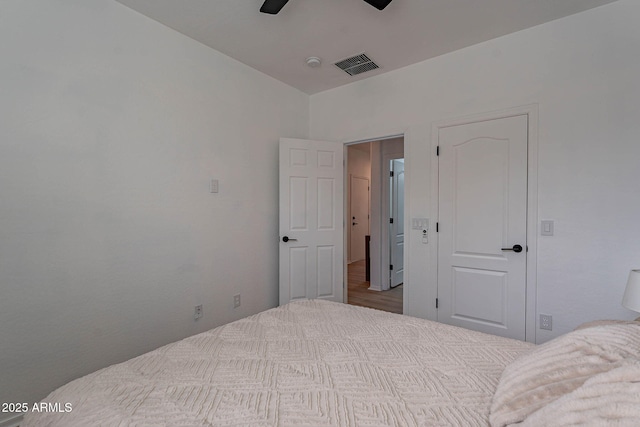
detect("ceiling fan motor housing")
(260, 0), (392, 14)
(363, 0), (393, 10)
(260, 0), (289, 14)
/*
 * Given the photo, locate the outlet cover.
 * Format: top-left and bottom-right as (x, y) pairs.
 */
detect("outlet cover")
(194, 304), (203, 321)
(233, 294), (241, 308)
(540, 314), (552, 330)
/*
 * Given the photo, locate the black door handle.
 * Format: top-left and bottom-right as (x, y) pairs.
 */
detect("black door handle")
(501, 244), (523, 253)
(282, 236), (297, 242)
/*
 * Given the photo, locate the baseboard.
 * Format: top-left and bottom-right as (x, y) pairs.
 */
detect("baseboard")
(0, 413), (23, 427)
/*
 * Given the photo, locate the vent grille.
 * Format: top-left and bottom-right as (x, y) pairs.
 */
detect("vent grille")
(334, 53), (379, 76)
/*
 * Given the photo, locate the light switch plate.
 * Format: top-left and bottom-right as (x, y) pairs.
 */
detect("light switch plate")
(210, 179), (219, 193)
(412, 218), (429, 230)
(541, 220), (554, 236)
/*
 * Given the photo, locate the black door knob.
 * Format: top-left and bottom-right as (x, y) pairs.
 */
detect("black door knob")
(501, 244), (523, 253)
(282, 236), (297, 242)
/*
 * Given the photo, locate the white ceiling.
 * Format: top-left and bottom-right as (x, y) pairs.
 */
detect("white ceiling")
(115, 0), (617, 94)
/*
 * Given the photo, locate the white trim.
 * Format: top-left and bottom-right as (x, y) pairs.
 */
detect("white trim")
(343, 145), (349, 303)
(401, 128), (413, 316)
(431, 104), (539, 343)
(0, 413), (24, 427)
(344, 133), (405, 147)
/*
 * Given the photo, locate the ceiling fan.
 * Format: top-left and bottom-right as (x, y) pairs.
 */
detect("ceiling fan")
(260, 0), (393, 14)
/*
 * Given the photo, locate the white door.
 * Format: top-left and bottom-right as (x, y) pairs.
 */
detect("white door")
(279, 138), (344, 305)
(390, 159), (404, 288)
(350, 176), (369, 262)
(437, 115), (528, 340)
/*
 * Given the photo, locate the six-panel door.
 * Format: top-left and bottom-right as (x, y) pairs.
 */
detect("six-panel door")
(279, 138), (344, 305)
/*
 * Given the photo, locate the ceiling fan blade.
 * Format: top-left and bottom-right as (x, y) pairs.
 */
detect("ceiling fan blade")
(363, 0), (393, 10)
(260, 0), (290, 14)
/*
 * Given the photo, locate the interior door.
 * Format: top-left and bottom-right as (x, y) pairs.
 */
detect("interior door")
(350, 176), (369, 262)
(279, 138), (344, 305)
(437, 115), (528, 340)
(390, 159), (404, 288)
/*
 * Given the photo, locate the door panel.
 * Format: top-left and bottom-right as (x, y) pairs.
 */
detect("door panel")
(279, 138), (344, 305)
(438, 115), (527, 340)
(289, 247), (308, 300)
(317, 246), (335, 297)
(289, 177), (308, 230)
(317, 178), (335, 229)
(452, 267), (506, 325)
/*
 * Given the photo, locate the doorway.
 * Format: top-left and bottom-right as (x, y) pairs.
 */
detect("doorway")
(345, 137), (404, 314)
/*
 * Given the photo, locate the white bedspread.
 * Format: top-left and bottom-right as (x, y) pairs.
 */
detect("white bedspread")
(23, 300), (532, 426)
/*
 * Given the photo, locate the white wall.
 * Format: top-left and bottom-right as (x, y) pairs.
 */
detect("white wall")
(0, 0), (308, 415)
(310, 0), (640, 343)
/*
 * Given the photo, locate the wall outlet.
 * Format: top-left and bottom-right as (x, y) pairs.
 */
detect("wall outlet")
(540, 314), (552, 330)
(194, 304), (203, 321)
(233, 294), (241, 308)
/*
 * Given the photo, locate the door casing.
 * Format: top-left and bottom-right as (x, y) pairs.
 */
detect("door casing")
(343, 135), (405, 299)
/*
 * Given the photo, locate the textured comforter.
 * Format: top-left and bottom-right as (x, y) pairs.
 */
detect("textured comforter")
(23, 300), (532, 426)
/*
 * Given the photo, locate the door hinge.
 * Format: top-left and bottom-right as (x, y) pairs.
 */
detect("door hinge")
(390, 264), (393, 270)
(436, 298), (439, 309)
(390, 218), (394, 224)
(390, 171), (394, 177)
(436, 222), (439, 232)
(436, 146), (440, 156)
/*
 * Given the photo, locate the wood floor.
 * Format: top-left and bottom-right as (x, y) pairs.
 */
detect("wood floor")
(347, 260), (403, 314)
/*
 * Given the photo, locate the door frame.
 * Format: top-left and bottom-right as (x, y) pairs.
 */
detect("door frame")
(430, 104), (539, 343)
(343, 134), (405, 302)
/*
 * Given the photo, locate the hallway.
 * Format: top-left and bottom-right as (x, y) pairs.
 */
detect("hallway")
(347, 260), (403, 314)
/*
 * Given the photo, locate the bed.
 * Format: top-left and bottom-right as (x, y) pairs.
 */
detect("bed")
(22, 300), (640, 426)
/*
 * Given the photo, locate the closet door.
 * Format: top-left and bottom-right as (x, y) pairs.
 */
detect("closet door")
(438, 115), (528, 340)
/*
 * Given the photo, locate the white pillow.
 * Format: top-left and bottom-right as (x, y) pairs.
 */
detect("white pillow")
(574, 319), (640, 331)
(520, 360), (640, 426)
(490, 323), (640, 427)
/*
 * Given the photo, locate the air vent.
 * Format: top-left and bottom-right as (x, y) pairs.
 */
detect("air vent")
(334, 53), (379, 76)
